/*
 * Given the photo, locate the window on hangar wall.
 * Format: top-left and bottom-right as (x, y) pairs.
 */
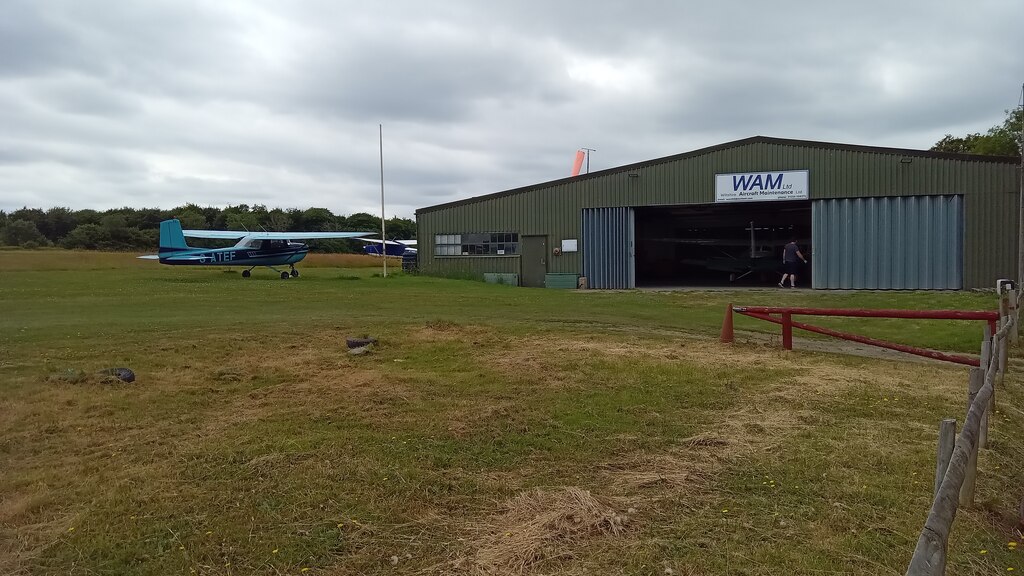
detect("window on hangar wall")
(434, 233), (519, 256)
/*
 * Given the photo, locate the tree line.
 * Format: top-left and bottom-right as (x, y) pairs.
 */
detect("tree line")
(930, 107), (1022, 157)
(0, 204), (416, 252)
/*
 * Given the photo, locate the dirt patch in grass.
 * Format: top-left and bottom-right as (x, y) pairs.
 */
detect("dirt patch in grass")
(601, 449), (712, 495)
(412, 321), (499, 345)
(460, 487), (630, 575)
(196, 367), (421, 439)
(0, 489), (70, 576)
(0, 490), (54, 524)
(443, 400), (521, 438)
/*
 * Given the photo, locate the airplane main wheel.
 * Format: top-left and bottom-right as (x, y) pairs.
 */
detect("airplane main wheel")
(290, 269), (299, 277)
(242, 270), (251, 278)
(281, 271), (290, 280)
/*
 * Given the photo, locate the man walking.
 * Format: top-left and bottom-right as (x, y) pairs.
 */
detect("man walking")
(779, 238), (807, 288)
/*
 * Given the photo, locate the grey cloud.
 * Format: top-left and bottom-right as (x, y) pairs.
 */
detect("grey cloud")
(0, 0), (1021, 216)
(31, 74), (141, 118)
(0, 1), (88, 77)
(274, 27), (576, 123)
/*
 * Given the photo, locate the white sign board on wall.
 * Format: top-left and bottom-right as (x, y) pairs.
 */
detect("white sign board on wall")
(715, 170), (809, 203)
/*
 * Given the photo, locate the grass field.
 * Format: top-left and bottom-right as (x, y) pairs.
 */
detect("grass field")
(2, 250), (1023, 575)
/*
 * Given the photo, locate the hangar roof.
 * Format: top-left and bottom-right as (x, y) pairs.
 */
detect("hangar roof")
(416, 135), (1019, 215)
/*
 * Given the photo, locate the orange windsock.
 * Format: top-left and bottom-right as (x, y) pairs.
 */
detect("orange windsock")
(571, 150), (585, 176)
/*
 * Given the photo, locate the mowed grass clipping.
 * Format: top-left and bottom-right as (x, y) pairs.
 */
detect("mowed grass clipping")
(1, 250), (1022, 576)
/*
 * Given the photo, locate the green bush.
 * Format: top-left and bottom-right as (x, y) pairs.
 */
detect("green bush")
(1, 220), (50, 247)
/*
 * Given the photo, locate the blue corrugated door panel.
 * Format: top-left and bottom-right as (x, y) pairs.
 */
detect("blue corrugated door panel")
(811, 195), (963, 289)
(582, 207), (636, 289)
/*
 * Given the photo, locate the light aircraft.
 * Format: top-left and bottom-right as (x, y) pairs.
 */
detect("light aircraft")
(139, 219), (367, 279)
(648, 221), (807, 282)
(357, 237), (417, 257)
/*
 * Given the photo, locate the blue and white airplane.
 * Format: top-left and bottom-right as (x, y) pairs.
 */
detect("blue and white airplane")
(357, 237), (417, 257)
(139, 219), (367, 279)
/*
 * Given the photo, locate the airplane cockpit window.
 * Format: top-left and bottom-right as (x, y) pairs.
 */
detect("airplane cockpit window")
(244, 239), (262, 249)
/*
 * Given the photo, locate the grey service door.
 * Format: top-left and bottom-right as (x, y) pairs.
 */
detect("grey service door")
(520, 235), (548, 287)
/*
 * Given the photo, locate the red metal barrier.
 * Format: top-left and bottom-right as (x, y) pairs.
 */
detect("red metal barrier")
(722, 305), (995, 366)
(733, 306), (998, 321)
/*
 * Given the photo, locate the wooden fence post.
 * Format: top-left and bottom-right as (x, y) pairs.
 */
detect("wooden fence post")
(999, 290), (1009, 333)
(934, 418), (957, 497)
(999, 325), (1008, 376)
(995, 333), (1006, 414)
(980, 335), (992, 446)
(907, 371), (995, 576)
(907, 296), (1010, 576)
(959, 369), (983, 507)
(981, 337), (992, 372)
(971, 366), (989, 450)
(1010, 288), (1019, 343)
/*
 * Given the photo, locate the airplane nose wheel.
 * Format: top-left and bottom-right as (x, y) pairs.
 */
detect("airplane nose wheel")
(290, 266), (299, 278)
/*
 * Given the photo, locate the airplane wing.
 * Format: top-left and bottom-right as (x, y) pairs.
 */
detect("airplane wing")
(183, 230), (365, 240)
(137, 254), (208, 261)
(356, 237), (417, 246)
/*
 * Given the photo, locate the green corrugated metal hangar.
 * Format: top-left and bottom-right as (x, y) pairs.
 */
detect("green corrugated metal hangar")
(415, 136), (1021, 290)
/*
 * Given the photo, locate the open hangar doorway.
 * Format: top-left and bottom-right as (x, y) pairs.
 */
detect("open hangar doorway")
(634, 200), (812, 287)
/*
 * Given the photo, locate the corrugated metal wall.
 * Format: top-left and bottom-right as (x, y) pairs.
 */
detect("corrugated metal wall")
(582, 207), (635, 289)
(812, 196), (963, 289)
(417, 139), (1019, 288)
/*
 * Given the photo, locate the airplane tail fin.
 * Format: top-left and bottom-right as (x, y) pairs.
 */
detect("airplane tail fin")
(159, 219), (190, 254)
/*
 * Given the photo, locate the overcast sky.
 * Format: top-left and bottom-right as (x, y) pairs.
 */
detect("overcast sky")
(1, 0), (1022, 218)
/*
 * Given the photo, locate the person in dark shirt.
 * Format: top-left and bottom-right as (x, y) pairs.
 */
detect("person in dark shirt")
(779, 238), (807, 288)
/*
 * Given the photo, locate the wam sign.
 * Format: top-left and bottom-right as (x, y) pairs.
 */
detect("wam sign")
(714, 170), (809, 203)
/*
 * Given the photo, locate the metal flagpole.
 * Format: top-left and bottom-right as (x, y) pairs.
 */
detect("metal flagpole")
(582, 147), (596, 174)
(1018, 84), (1023, 290)
(380, 124), (387, 278)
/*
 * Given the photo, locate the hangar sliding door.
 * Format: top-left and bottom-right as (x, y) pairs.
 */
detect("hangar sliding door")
(582, 207), (635, 289)
(812, 195), (963, 289)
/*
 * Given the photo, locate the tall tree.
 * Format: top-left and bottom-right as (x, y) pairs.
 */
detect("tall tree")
(60, 224), (109, 250)
(346, 212), (380, 232)
(73, 209), (102, 226)
(285, 208), (306, 231)
(174, 209), (208, 230)
(385, 217), (416, 239)
(932, 108), (1023, 157)
(2, 220), (50, 247)
(265, 208), (291, 232)
(297, 207), (332, 231)
(225, 212), (259, 231)
(9, 208), (46, 231)
(42, 207), (77, 242)
(125, 207), (167, 230)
